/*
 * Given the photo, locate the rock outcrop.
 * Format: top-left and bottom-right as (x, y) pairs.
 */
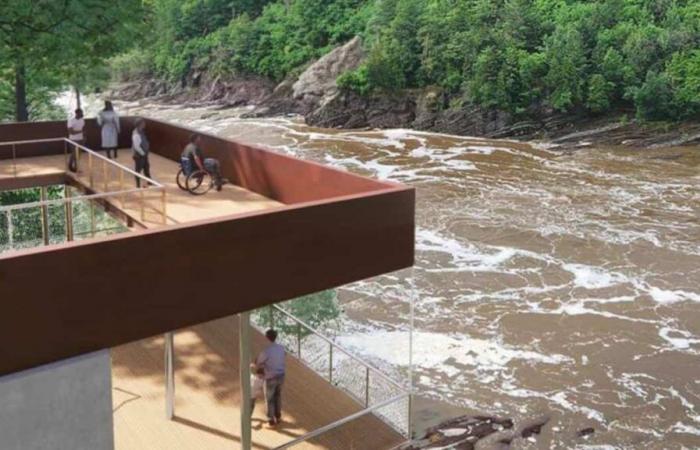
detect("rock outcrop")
(292, 36), (364, 112)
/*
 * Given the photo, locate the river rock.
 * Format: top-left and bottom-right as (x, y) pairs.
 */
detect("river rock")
(401, 415), (514, 450)
(518, 414), (550, 438)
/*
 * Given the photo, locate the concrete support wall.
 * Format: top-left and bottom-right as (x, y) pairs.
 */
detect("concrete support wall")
(0, 350), (114, 450)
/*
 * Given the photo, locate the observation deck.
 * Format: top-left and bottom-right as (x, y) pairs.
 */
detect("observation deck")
(0, 117), (415, 450)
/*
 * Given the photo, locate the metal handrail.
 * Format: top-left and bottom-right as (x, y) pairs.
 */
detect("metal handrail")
(0, 186), (159, 212)
(1, 137), (163, 187)
(271, 305), (407, 392)
(65, 139), (164, 187)
(1, 137), (167, 225)
(273, 393), (409, 450)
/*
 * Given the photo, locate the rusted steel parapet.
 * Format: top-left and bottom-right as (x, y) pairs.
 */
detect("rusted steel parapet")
(0, 118), (415, 377)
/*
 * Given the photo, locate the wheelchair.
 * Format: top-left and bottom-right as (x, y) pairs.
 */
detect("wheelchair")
(176, 158), (215, 195)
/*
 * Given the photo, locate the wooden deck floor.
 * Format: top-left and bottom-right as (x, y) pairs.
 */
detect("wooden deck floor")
(0, 151), (282, 227)
(112, 316), (404, 450)
(2, 151), (405, 450)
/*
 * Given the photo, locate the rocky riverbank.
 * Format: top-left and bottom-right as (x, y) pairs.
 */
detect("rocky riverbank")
(109, 37), (700, 150)
(404, 414), (599, 450)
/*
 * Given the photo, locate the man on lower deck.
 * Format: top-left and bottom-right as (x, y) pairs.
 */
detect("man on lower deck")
(255, 329), (286, 427)
(181, 133), (224, 191)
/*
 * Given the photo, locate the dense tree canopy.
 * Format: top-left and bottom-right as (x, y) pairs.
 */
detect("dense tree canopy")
(0, 0), (144, 121)
(120, 0), (699, 121)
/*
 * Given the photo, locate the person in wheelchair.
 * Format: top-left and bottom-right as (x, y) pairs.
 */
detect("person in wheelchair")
(181, 133), (224, 191)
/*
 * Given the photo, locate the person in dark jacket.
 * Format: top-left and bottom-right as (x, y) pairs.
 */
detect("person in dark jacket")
(131, 119), (151, 187)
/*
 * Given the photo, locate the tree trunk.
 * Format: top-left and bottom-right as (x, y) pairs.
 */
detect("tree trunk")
(14, 63), (29, 122)
(74, 86), (82, 110)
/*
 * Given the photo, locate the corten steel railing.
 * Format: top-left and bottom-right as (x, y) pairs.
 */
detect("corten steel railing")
(254, 304), (412, 444)
(0, 138), (168, 238)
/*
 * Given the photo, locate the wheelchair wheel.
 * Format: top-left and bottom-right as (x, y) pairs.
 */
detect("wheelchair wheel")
(176, 169), (188, 191)
(186, 170), (214, 195)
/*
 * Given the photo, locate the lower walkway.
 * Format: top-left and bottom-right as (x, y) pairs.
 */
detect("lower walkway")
(112, 315), (404, 450)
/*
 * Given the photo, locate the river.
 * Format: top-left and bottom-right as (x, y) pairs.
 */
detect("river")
(119, 102), (699, 448)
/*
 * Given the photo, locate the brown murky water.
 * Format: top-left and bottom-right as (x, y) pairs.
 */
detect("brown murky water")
(123, 103), (700, 448)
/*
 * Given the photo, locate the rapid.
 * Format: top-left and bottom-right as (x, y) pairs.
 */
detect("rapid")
(123, 103), (700, 449)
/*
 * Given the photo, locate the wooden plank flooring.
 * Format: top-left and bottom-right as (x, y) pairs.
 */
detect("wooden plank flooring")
(2, 151), (405, 450)
(111, 316), (404, 450)
(0, 151), (282, 227)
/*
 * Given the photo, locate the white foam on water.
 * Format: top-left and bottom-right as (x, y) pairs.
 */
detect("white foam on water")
(646, 286), (700, 304)
(417, 228), (519, 272)
(336, 330), (571, 375)
(563, 264), (628, 289)
(670, 422), (700, 436)
(659, 327), (700, 350)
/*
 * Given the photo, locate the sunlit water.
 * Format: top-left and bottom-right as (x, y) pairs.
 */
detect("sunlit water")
(119, 102), (700, 448)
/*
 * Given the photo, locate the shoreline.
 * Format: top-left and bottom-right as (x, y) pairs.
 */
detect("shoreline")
(109, 79), (700, 152)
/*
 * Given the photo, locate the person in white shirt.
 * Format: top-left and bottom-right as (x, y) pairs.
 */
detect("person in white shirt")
(131, 119), (151, 187)
(67, 109), (84, 172)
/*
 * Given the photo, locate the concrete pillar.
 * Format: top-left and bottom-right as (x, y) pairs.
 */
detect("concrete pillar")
(0, 350), (114, 450)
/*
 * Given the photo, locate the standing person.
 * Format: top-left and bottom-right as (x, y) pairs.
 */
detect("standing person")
(97, 100), (120, 159)
(255, 329), (286, 426)
(66, 108), (85, 172)
(131, 119), (151, 187)
(181, 133), (225, 191)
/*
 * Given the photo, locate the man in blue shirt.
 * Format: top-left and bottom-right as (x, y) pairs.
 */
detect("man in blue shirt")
(255, 329), (286, 426)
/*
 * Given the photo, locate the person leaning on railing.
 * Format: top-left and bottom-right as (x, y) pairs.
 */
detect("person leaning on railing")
(253, 329), (286, 427)
(67, 108), (84, 172)
(131, 119), (151, 187)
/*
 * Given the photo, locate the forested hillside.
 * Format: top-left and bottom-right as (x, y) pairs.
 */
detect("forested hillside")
(116, 0), (700, 121)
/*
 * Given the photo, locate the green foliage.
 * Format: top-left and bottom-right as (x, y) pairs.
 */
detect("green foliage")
(110, 49), (155, 82)
(0, 0), (144, 121)
(0, 185), (127, 251)
(587, 74), (614, 113)
(254, 290), (341, 339)
(337, 65), (371, 96)
(665, 50), (700, 119)
(124, 0), (699, 121)
(634, 71), (675, 120)
(147, 0), (372, 82)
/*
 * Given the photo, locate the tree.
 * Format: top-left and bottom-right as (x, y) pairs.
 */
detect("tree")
(0, 0), (143, 122)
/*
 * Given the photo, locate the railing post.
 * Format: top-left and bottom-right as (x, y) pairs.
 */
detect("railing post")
(102, 159), (108, 191)
(165, 332), (175, 420)
(90, 201), (96, 237)
(119, 169), (126, 207)
(140, 189), (145, 222)
(88, 152), (94, 188)
(6, 210), (13, 248)
(407, 392), (413, 439)
(12, 144), (17, 177)
(268, 306), (275, 329)
(65, 187), (73, 242)
(297, 322), (302, 359)
(40, 187), (49, 245)
(63, 140), (68, 168)
(365, 367), (370, 407)
(328, 343), (333, 384)
(161, 188), (167, 225)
